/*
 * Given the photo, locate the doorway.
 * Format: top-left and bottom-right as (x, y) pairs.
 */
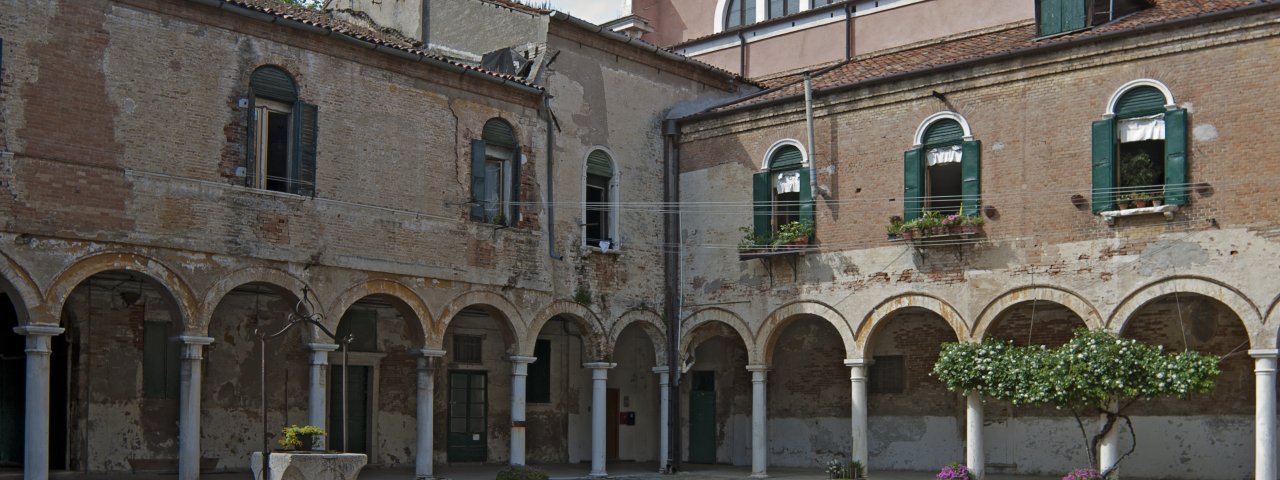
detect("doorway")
(328, 365), (371, 453)
(448, 371), (487, 462)
(687, 371), (715, 463)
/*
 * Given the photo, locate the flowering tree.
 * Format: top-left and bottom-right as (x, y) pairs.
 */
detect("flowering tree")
(932, 329), (1220, 478)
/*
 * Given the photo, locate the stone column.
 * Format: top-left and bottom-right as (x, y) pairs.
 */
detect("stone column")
(747, 364), (769, 478)
(307, 343), (339, 450)
(1098, 400), (1120, 476)
(966, 392), (984, 480)
(1253, 349), (1278, 480)
(177, 336), (214, 480)
(844, 359), (868, 473)
(509, 355), (537, 465)
(652, 366), (670, 473)
(585, 362), (617, 477)
(417, 349), (446, 480)
(14, 324), (64, 480)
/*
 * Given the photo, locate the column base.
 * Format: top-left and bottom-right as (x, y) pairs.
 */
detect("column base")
(749, 473), (769, 478)
(416, 476), (435, 480)
(588, 472), (609, 478)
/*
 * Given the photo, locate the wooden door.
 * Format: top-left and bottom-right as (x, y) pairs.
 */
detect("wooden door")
(687, 371), (716, 463)
(447, 371), (487, 462)
(606, 388), (619, 461)
(328, 365), (371, 453)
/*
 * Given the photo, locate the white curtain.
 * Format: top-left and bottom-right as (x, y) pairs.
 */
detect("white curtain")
(1119, 114), (1165, 143)
(775, 171), (801, 194)
(926, 145), (963, 166)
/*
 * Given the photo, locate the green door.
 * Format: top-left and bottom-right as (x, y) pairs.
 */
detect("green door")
(328, 365), (371, 453)
(687, 371), (716, 464)
(448, 371), (487, 462)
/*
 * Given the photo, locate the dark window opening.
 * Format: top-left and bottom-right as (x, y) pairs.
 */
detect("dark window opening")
(1118, 140), (1165, 196)
(263, 109), (291, 192)
(926, 161), (963, 215)
(336, 308), (378, 353)
(454, 335), (483, 364)
(725, 0), (756, 28)
(772, 188), (800, 232)
(527, 339), (551, 403)
(585, 175), (610, 244)
(692, 371), (715, 391)
(868, 355), (904, 394)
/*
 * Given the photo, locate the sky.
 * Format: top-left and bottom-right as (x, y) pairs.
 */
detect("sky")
(540, 0), (628, 24)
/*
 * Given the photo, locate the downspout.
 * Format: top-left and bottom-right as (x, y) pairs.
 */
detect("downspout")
(542, 93), (562, 260)
(844, 3), (853, 61)
(662, 118), (682, 473)
(738, 29), (748, 78)
(804, 74), (817, 200)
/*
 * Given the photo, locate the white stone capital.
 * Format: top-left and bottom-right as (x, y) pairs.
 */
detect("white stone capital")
(308, 342), (340, 352)
(843, 358), (870, 367)
(583, 362), (617, 370)
(15, 324), (64, 354)
(420, 348), (447, 357)
(651, 365), (670, 374)
(1250, 349), (1280, 359)
(178, 335), (215, 345)
(176, 336), (214, 361)
(510, 355), (538, 364)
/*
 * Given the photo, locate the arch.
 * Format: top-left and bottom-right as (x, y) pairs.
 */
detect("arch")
(912, 111), (974, 147)
(522, 299), (608, 359)
(328, 278), (432, 347)
(609, 307), (668, 365)
(434, 290), (527, 351)
(45, 252), (198, 331)
(1105, 78), (1176, 117)
(1263, 294), (1280, 350)
(757, 300), (856, 364)
(853, 293), (967, 358)
(199, 266), (319, 335)
(972, 285), (1103, 340)
(0, 250), (41, 325)
(679, 307), (756, 362)
(761, 138), (809, 170)
(1108, 276), (1262, 346)
(250, 65), (299, 103)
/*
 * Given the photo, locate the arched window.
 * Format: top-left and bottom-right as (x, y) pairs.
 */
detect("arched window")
(751, 142), (813, 240)
(471, 119), (521, 226)
(584, 149), (619, 249)
(767, 0), (799, 19)
(904, 114), (980, 220)
(723, 0), (756, 29)
(247, 66), (317, 196)
(1091, 80), (1187, 213)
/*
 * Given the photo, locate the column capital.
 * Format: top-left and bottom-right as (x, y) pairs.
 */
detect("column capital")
(510, 355), (538, 364)
(745, 364), (770, 372)
(419, 349), (447, 358)
(1250, 349), (1280, 359)
(13, 324), (64, 337)
(307, 342), (340, 352)
(844, 358), (871, 367)
(651, 366), (670, 374)
(583, 362), (617, 370)
(176, 336), (215, 346)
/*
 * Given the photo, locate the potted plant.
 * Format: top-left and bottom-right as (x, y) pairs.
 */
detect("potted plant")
(915, 212), (945, 237)
(825, 459), (865, 480)
(958, 214), (985, 235)
(936, 462), (974, 480)
(773, 219), (815, 247)
(1115, 193), (1135, 210)
(279, 425), (326, 452)
(737, 226), (770, 254)
(887, 216), (905, 240)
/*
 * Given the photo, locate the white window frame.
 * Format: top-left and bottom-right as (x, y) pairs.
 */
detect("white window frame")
(1103, 78), (1176, 118)
(253, 98), (294, 191)
(582, 147), (621, 251)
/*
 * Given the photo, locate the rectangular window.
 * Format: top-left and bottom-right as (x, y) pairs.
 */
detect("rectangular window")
(254, 99), (293, 193)
(585, 175), (610, 244)
(454, 335), (483, 364)
(868, 355), (904, 394)
(143, 318), (180, 399)
(483, 158), (506, 222)
(1036, 0), (1086, 36)
(527, 339), (551, 403)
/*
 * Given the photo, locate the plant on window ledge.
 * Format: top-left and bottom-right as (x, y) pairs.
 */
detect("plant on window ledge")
(737, 226), (772, 253)
(1117, 150), (1161, 209)
(891, 211), (983, 240)
(773, 219), (815, 247)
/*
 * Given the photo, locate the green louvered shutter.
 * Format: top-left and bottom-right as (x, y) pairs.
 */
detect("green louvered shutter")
(509, 142), (521, 226)
(470, 139), (487, 221)
(483, 120), (517, 149)
(1061, 0), (1085, 31)
(903, 147), (924, 221)
(1114, 87), (1166, 118)
(770, 146), (803, 170)
(587, 150), (614, 177)
(250, 67), (298, 103)
(293, 102), (318, 197)
(922, 120), (963, 146)
(961, 140), (981, 216)
(798, 168), (813, 228)
(245, 91), (256, 188)
(1164, 108), (1188, 206)
(1091, 118), (1116, 213)
(752, 171), (771, 238)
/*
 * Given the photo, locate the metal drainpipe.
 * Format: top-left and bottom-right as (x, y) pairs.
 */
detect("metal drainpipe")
(844, 3), (853, 61)
(542, 94), (562, 260)
(804, 74), (817, 201)
(738, 29), (748, 78)
(662, 118), (682, 473)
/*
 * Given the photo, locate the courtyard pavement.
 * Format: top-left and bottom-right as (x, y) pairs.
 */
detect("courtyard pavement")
(2, 462), (1061, 480)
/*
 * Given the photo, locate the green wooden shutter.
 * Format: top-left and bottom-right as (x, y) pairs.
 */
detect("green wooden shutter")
(587, 150), (614, 177)
(293, 102), (318, 197)
(245, 91), (256, 188)
(769, 145), (803, 170)
(1091, 118), (1116, 213)
(1164, 108), (1188, 206)
(509, 143), (521, 226)
(903, 147), (924, 221)
(752, 171), (771, 238)
(470, 139), (487, 221)
(250, 67), (298, 103)
(798, 168), (813, 228)
(922, 120), (963, 146)
(1037, 0), (1061, 35)
(1114, 87), (1166, 117)
(482, 119), (517, 148)
(1061, 0), (1086, 31)
(961, 140), (981, 216)
(143, 321), (178, 399)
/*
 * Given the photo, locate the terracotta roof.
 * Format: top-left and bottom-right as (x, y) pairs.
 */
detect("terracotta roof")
(213, 0), (542, 89)
(706, 0), (1271, 113)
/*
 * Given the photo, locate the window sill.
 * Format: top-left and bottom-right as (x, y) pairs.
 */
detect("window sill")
(586, 246), (623, 255)
(1100, 204), (1178, 225)
(737, 244), (812, 261)
(888, 227), (983, 245)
